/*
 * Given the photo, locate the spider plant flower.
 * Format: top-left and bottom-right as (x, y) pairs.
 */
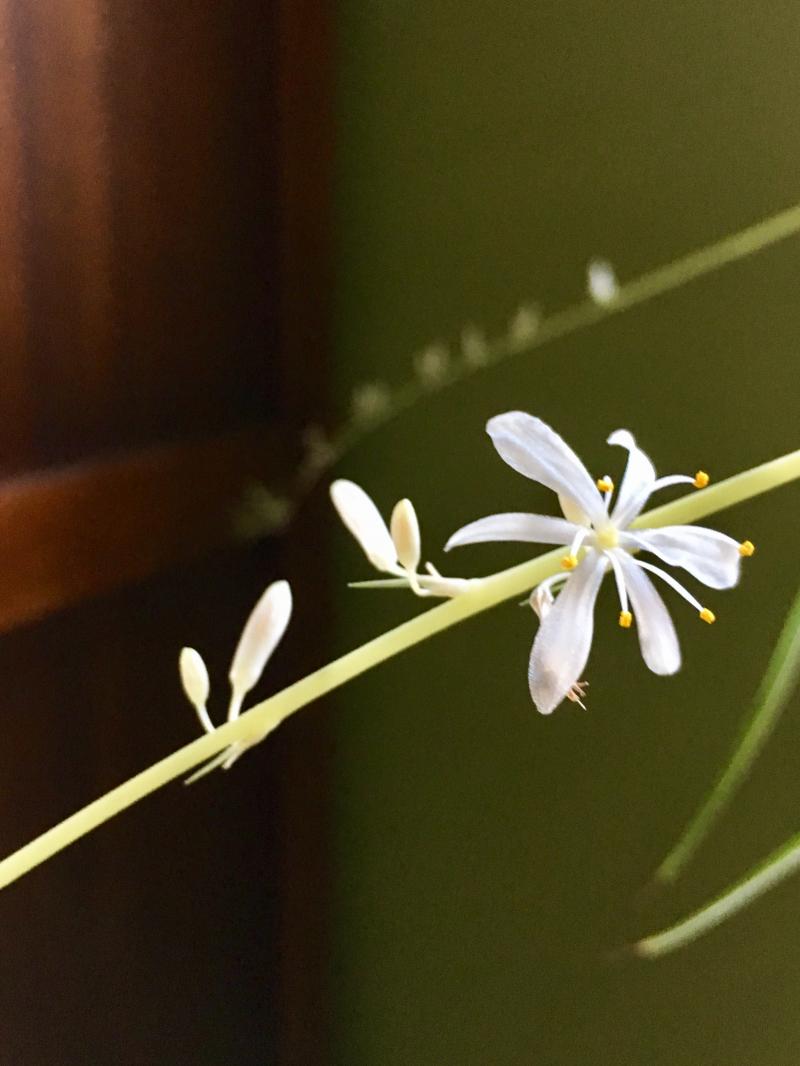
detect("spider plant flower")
(446, 412), (754, 714)
(330, 479), (473, 598)
(181, 580), (293, 780)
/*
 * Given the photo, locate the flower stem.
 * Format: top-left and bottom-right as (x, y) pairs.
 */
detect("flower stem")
(297, 201), (800, 512)
(2, 448), (800, 890)
(653, 580), (800, 886)
(635, 830), (800, 958)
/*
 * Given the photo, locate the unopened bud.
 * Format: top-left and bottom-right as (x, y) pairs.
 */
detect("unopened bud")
(229, 581), (293, 711)
(330, 480), (398, 571)
(587, 259), (618, 305)
(179, 647), (210, 709)
(390, 499), (421, 573)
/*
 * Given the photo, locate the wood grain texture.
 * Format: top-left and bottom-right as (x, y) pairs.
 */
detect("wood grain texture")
(272, 2), (335, 1062)
(0, 1), (334, 1061)
(0, 424), (287, 633)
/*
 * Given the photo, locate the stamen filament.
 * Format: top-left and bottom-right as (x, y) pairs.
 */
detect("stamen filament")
(650, 474), (697, 493)
(606, 551), (630, 618)
(634, 558), (704, 612)
(568, 528), (589, 558)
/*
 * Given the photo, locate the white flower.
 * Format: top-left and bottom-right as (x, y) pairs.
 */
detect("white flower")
(182, 580), (293, 781)
(446, 412), (754, 714)
(330, 479), (473, 598)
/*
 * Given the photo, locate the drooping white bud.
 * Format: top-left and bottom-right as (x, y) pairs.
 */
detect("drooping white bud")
(390, 498), (421, 574)
(228, 580), (292, 718)
(330, 479), (398, 571)
(587, 259), (618, 305)
(179, 647), (214, 734)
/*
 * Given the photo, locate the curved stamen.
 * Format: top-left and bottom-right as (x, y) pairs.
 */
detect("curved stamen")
(596, 474), (615, 513)
(651, 473), (706, 494)
(562, 527), (590, 569)
(620, 471), (710, 527)
(635, 558), (712, 620)
(606, 550), (632, 626)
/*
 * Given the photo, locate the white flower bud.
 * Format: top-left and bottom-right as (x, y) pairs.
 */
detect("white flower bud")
(228, 580), (292, 716)
(180, 647), (210, 708)
(179, 647), (214, 734)
(414, 343), (450, 386)
(351, 382), (391, 423)
(587, 259), (618, 305)
(509, 304), (540, 344)
(330, 479), (398, 571)
(461, 324), (489, 367)
(390, 498), (421, 573)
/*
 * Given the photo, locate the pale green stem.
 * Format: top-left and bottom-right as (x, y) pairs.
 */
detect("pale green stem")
(325, 202), (800, 480)
(654, 581), (800, 885)
(635, 830), (800, 958)
(1, 448), (800, 891)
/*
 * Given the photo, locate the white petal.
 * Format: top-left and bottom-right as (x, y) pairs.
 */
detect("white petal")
(615, 552), (680, 675)
(487, 413), (605, 526)
(528, 551), (607, 714)
(330, 479), (398, 571)
(229, 580), (293, 702)
(608, 429), (656, 526)
(390, 498), (421, 572)
(445, 512), (578, 551)
(558, 493), (591, 525)
(627, 526), (741, 590)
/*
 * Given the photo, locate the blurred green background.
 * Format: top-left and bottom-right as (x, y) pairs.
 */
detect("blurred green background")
(328, 3), (800, 1063)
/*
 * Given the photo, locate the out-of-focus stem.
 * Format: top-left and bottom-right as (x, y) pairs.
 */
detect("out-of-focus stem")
(635, 831), (800, 958)
(653, 582), (800, 885)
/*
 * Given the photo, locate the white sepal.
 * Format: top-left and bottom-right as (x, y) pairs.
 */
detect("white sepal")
(608, 429), (656, 526)
(615, 553), (681, 675)
(528, 552), (607, 714)
(487, 412), (606, 527)
(229, 580), (292, 714)
(330, 479), (398, 571)
(390, 498), (421, 573)
(628, 526), (741, 590)
(446, 511), (577, 551)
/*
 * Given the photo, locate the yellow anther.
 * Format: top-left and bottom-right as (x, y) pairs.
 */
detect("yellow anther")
(739, 540), (755, 557)
(561, 554), (578, 571)
(693, 470), (710, 489)
(596, 477), (614, 493)
(699, 607), (716, 624)
(618, 610), (633, 629)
